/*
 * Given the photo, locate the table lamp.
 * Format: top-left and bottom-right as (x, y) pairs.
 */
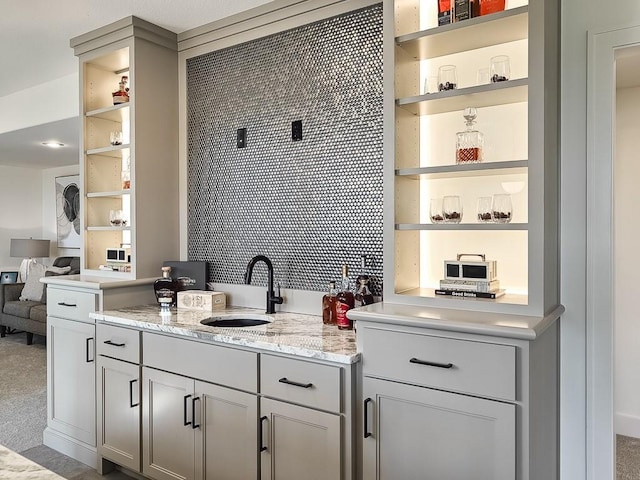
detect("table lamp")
(10, 238), (51, 282)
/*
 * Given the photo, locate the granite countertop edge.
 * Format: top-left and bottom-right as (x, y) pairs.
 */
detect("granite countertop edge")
(91, 305), (360, 364)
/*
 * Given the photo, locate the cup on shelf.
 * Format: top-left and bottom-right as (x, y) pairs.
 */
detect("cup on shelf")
(492, 194), (513, 223)
(477, 67), (491, 85)
(110, 131), (123, 146)
(438, 65), (458, 91)
(424, 76), (439, 95)
(121, 170), (131, 190)
(477, 197), (493, 222)
(109, 209), (127, 227)
(443, 195), (463, 223)
(430, 198), (444, 223)
(490, 55), (511, 83)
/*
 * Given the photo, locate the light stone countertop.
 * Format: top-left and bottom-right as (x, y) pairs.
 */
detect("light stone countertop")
(90, 304), (359, 364)
(348, 302), (565, 340)
(0, 445), (65, 480)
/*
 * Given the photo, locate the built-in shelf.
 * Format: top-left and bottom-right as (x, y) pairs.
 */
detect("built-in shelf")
(396, 160), (528, 179)
(396, 6), (528, 60)
(85, 103), (130, 122)
(86, 190), (131, 198)
(397, 78), (528, 115)
(86, 144), (131, 157)
(396, 287), (529, 305)
(396, 223), (528, 231)
(87, 226), (131, 231)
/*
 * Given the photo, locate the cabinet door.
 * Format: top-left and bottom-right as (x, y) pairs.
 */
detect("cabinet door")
(97, 356), (140, 471)
(362, 377), (515, 480)
(194, 380), (258, 480)
(260, 398), (341, 480)
(142, 367), (195, 480)
(47, 316), (96, 446)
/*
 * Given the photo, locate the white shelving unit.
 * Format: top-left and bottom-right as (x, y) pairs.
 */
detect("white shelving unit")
(385, 0), (559, 316)
(71, 17), (180, 279)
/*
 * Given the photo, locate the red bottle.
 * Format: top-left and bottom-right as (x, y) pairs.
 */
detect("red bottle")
(336, 265), (355, 330)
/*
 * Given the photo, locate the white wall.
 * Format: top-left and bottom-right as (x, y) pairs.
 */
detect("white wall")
(561, 1), (640, 478)
(614, 86), (640, 438)
(0, 166), (44, 270)
(0, 163), (79, 272)
(42, 164), (80, 260)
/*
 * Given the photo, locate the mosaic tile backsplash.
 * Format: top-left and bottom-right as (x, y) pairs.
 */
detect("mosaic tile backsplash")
(186, 4), (383, 294)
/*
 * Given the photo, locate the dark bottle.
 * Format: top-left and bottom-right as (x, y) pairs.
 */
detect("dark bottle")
(454, 0), (471, 22)
(355, 255), (375, 307)
(336, 265), (355, 330)
(322, 281), (338, 325)
(154, 266), (178, 310)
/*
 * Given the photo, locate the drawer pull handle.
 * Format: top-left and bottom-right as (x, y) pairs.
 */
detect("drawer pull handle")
(409, 358), (454, 369)
(183, 394), (192, 426)
(104, 340), (125, 347)
(85, 338), (94, 363)
(57, 302), (77, 307)
(364, 397), (373, 438)
(278, 377), (313, 389)
(259, 416), (268, 452)
(192, 397), (200, 430)
(129, 379), (139, 408)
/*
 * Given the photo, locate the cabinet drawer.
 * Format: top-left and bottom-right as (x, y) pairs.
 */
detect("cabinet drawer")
(361, 327), (516, 401)
(96, 323), (140, 364)
(261, 355), (341, 412)
(47, 287), (98, 322)
(143, 333), (258, 393)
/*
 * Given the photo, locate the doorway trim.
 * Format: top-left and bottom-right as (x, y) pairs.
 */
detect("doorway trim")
(587, 24), (640, 480)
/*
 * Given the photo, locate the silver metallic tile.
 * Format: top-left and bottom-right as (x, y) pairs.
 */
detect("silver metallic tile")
(186, 5), (383, 295)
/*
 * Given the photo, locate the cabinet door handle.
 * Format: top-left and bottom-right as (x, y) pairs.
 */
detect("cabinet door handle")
(104, 340), (126, 347)
(192, 397), (200, 430)
(364, 397), (373, 438)
(259, 416), (268, 452)
(129, 379), (139, 408)
(85, 338), (94, 363)
(57, 302), (77, 307)
(183, 394), (192, 426)
(409, 358), (454, 369)
(278, 377), (313, 389)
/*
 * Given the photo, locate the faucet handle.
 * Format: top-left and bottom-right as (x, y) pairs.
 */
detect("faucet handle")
(276, 282), (281, 297)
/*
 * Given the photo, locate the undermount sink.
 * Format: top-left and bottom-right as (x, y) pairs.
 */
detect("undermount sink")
(200, 314), (272, 328)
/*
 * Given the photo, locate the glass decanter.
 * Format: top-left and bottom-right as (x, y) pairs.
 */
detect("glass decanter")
(455, 107), (484, 164)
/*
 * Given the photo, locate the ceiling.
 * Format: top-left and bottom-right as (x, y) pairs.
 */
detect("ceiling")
(2, 2), (640, 170)
(0, 0), (269, 169)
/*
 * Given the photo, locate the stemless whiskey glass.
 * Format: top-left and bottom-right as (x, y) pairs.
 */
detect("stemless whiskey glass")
(492, 194), (513, 223)
(438, 65), (458, 91)
(477, 197), (493, 222)
(490, 55), (511, 82)
(443, 196), (463, 223)
(430, 198), (444, 223)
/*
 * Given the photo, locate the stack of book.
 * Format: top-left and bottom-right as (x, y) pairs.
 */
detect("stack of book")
(435, 278), (505, 299)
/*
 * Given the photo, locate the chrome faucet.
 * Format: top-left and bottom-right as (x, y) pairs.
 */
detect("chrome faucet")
(244, 255), (283, 314)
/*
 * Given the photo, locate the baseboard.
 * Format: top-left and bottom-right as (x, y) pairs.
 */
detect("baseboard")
(615, 413), (640, 438)
(43, 427), (97, 469)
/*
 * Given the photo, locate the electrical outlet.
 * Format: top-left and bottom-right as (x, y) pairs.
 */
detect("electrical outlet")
(237, 128), (247, 148)
(292, 120), (302, 141)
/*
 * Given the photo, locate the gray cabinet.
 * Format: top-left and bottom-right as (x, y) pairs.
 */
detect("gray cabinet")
(47, 315), (96, 446)
(97, 356), (140, 471)
(142, 332), (259, 480)
(96, 323), (141, 472)
(260, 398), (341, 480)
(358, 319), (558, 480)
(362, 377), (515, 480)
